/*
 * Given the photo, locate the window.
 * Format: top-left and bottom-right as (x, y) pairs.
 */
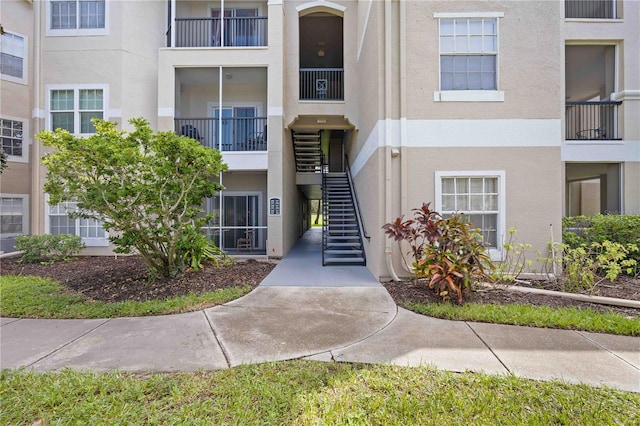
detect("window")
(0, 196), (28, 237)
(440, 18), (497, 90)
(0, 31), (26, 83)
(434, 13), (503, 102)
(47, 0), (108, 36)
(48, 201), (108, 246)
(48, 86), (105, 134)
(436, 171), (505, 260)
(1, 119), (23, 158)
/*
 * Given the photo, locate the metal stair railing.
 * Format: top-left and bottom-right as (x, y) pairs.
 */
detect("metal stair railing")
(321, 155), (328, 266)
(345, 155), (370, 241)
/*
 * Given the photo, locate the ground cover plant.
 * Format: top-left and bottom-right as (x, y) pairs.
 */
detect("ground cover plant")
(2, 362), (638, 425)
(38, 118), (227, 279)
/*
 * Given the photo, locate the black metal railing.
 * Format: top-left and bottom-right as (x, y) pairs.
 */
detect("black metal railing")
(300, 68), (344, 101)
(172, 16), (267, 48)
(175, 117), (267, 151)
(345, 155), (370, 241)
(565, 0), (618, 19)
(565, 101), (622, 140)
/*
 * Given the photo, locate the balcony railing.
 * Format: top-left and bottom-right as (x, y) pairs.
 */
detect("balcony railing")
(172, 16), (267, 48)
(202, 225), (267, 255)
(565, 101), (622, 140)
(175, 117), (267, 151)
(300, 68), (344, 101)
(565, 0), (618, 19)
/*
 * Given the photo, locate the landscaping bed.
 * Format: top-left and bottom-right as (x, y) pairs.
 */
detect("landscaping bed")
(2, 255), (638, 319)
(383, 276), (640, 318)
(1, 256), (275, 303)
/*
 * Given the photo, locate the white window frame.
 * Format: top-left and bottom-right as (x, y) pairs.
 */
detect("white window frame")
(435, 170), (506, 261)
(46, 84), (109, 135)
(0, 194), (29, 238)
(434, 12), (504, 102)
(0, 116), (29, 163)
(46, 0), (110, 37)
(0, 30), (28, 85)
(45, 196), (109, 247)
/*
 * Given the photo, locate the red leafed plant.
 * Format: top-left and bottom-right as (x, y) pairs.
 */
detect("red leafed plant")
(383, 202), (494, 303)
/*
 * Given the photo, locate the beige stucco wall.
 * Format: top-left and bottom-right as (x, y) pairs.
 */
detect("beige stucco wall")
(1, 0), (34, 198)
(404, 0), (562, 120)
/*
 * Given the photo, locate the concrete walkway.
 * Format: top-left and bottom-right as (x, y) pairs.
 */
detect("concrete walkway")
(1, 228), (639, 392)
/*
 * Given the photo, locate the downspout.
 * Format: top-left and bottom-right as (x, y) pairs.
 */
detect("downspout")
(384, 0), (400, 282)
(32, 0), (42, 235)
(218, 66), (223, 238)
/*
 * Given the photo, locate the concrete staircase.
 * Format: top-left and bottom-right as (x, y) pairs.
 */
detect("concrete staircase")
(322, 173), (366, 266)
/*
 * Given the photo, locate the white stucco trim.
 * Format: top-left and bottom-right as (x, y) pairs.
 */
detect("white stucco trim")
(434, 12), (504, 18)
(562, 140), (640, 162)
(0, 194), (30, 237)
(351, 119), (561, 177)
(296, 1), (346, 16)
(357, 0), (373, 61)
(45, 0), (110, 37)
(158, 107), (174, 117)
(434, 91), (505, 102)
(223, 151), (268, 170)
(612, 90), (640, 101)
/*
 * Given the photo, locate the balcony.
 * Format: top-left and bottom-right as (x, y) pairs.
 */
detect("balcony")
(299, 68), (344, 101)
(169, 16), (268, 48)
(565, 0), (619, 19)
(565, 101), (622, 140)
(175, 117), (267, 151)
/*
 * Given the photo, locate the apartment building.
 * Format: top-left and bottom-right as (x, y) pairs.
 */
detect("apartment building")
(1, 0), (638, 281)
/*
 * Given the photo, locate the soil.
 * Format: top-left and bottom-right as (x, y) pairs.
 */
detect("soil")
(1, 255), (639, 319)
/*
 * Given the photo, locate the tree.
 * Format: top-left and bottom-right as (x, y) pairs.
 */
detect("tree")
(38, 118), (227, 279)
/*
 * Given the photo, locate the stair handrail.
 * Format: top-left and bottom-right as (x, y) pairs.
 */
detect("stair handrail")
(344, 155), (370, 241)
(321, 154), (328, 266)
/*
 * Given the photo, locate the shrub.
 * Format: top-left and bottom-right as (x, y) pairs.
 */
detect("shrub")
(383, 202), (494, 303)
(15, 234), (85, 263)
(562, 241), (638, 292)
(38, 118), (227, 279)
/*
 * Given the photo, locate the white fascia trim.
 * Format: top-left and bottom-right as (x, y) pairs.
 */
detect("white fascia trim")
(434, 12), (504, 18)
(612, 90), (640, 101)
(562, 140), (640, 162)
(434, 90), (505, 102)
(0, 193), (30, 236)
(45, 0), (110, 37)
(223, 152), (268, 171)
(0, 114), (30, 164)
(434, 170), (506, 261)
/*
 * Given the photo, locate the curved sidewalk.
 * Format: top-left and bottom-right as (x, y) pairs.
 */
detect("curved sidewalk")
(1, 229), (639, 392)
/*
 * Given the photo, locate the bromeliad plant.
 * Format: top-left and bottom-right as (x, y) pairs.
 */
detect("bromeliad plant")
(383, 202), (494, 303)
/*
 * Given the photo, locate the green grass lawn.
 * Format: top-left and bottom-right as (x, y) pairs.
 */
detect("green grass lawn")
(402, 300), (640, 336)
(1, 275), (638, 336)
(0, 276), (250, 319)
(2, 362), (637, 425)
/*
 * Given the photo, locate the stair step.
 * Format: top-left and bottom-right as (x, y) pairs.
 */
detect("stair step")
(324, 257), (366, 265)
(324, 249), (363, 255)
(326, 242), (362, 248)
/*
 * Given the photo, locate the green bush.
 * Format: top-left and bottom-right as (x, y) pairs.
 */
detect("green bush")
(563, 215), (640, 275)
(563, 215), (640, 247)
(15, 234), (85, 263)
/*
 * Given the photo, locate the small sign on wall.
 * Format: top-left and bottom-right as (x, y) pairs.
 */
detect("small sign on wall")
(269, 197), (281, 216)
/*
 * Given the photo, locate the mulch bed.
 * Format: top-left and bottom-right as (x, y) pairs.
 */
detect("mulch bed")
(2, 255), (639, 318)
(1, 256), (276, 303)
